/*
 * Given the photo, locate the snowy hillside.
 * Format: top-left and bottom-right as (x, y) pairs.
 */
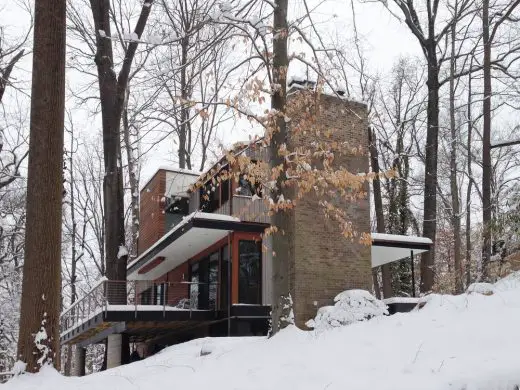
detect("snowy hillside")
(6, 273), (520, 390)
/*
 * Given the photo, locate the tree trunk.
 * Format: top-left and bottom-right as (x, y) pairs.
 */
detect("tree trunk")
(17, 0), (66, 372)
(420, 42), (440, 293)
(122, 88), (140, 259)
(449, 25), (463, 293)
(465, 66), (474, 288)
(368, 128), (392, 298)
(179, 36), (189, 169)
(482, 0), (492, 281)
(269, 0), (291, 335)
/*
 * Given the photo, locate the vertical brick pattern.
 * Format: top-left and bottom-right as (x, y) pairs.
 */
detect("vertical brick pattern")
(287, 89), (372, 327)
(138, 170), (166, 255)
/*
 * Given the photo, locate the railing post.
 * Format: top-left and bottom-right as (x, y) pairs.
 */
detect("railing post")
(87, 291), (91, 319)
(134, 280), (138, 319)
(104, 280), (108, 314)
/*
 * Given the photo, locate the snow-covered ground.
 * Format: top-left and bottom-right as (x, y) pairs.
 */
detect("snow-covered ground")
(6, 273), (520, 390)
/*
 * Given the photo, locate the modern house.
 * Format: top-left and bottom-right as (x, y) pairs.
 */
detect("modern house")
(60, 83), (432, 375)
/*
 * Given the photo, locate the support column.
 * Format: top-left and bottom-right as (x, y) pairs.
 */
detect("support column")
(72, 346), (86, 377)
(106, 334), (122, 369)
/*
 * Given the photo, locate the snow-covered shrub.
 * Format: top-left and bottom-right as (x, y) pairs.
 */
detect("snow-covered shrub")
(466, 282), (495, 296)
(306, 290), (388, 332)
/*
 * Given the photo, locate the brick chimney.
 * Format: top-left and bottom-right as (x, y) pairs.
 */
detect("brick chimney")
(284, 86), (372, 327)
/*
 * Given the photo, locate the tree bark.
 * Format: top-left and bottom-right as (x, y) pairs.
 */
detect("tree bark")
(420, 40), (440, 293)
(122, 88), (140, 259)
(449, 25), (463, 293)
(465, 65), (473, 287)
(368, 128), (392, 298)
(179, 35), (190, 169)
(481, 0), (492, 281)
(17, 0), (66, 372)
(269, 0), (291, 335)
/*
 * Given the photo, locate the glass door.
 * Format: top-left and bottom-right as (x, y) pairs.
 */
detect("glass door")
(238, 240), (262, 304)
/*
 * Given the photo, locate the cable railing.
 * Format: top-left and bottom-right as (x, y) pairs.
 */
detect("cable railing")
(60, 279), (219, 335)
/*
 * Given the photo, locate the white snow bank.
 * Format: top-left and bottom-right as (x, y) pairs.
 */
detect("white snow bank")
(306, 289), (388, 331)
(7, 273), (520, 390)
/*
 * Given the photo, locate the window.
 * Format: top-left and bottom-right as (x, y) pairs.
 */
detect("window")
(199, 184), (219, 213)
(165, 197), (190, 230)
(238, 240), (262, 304)
(154, 283), (166, 305)
(237, 174), (262, 197)
(209, 252), (219, 310)
(190, 263), (199, 309)
(221, 179), (230, 204)
(141, 288), (152, 305)
(220, 245), (230, 310)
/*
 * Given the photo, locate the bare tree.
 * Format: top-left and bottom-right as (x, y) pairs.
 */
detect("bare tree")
(0, 184), (25, 373)
(481, 0), (520, 280)
(381, 0), (475, 292)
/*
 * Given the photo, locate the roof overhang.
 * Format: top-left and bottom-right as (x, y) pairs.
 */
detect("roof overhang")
(371, 233), (432, 268)
(127, 212), (269, 280)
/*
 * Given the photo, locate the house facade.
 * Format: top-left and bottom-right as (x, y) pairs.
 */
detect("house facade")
(61, 84), (396, 374)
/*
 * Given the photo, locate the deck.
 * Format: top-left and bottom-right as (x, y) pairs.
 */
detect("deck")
(60, 279), (270, 346)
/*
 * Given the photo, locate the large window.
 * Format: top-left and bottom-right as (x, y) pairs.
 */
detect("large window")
(165, 196), (190, 230)
(238, 240), (262, 304)
(154, 283), (166, 305)
(190, 251), (220, 310)
(209, 252), (219, 310)
(220, 245), (230, 310)
(190, 263), (199, 309)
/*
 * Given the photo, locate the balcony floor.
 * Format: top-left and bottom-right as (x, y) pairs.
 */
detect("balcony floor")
(61, 304), (270, 346)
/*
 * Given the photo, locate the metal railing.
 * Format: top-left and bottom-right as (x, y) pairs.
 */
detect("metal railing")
(60, 279), (219, 335)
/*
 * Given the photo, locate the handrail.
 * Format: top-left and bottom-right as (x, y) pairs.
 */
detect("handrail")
(60, 279), (220, 335)
(61, 276), (108, 317)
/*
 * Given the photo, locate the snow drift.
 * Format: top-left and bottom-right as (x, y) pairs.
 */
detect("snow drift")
(6, 272), (520, 390)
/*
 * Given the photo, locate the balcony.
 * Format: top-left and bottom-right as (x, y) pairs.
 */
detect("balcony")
(216, 195), (270, 224)
(60, 277), (270, 346)
(60, 279), (220, 345)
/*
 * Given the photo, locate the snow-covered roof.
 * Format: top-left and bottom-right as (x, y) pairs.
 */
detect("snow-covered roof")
(127, 212), (239, 272)
(127, 212), (268, 281)
(371, 233), (433, 245)
(371, 233), (432, 268)
(140, 166), (201, 193)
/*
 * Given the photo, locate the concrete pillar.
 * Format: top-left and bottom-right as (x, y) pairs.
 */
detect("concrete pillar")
(106, 334), (122, 369)
(72, 346), (86, 377)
